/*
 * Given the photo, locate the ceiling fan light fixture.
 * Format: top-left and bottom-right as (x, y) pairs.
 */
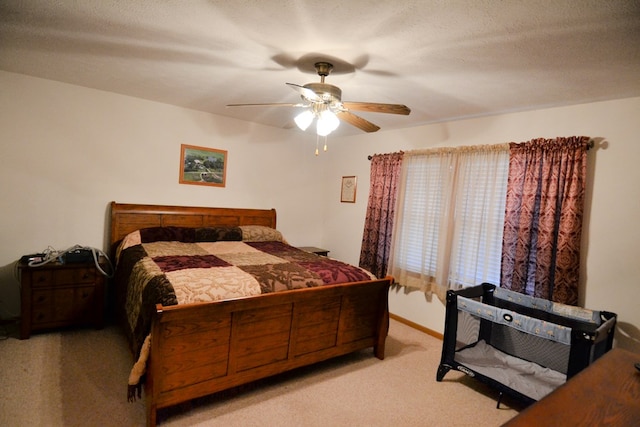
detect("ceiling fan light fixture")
(316, 109), (339, 136)
(294, 110), (314, 131)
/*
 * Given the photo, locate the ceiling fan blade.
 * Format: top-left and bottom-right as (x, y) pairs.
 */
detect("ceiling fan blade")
(226, 102), (307, 108)
(342, 102), (411, 115)
(286, 83), (322, 102)
(336, 111), (380, 133)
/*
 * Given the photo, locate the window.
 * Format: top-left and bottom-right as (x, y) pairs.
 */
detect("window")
(388, 145), (509, 297)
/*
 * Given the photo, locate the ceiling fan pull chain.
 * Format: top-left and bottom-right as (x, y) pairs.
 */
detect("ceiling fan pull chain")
(324, 135), (328, 152)
(315, 134), (320, 156)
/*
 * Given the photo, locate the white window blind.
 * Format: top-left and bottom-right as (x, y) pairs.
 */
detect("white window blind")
(388, 145), (509, 299)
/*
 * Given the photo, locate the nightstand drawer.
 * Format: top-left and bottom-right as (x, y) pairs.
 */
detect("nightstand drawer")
(31, 286), (96, 325)
(54, 267), (95, 285)
(32, 288), (73, 324)
(32, 288), (53, 308)
(30, 266), (95, 287)
(31, 269), (54, 287)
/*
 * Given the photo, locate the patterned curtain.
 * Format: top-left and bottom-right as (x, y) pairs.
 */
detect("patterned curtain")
(359, 152), (403, 278)
(500, 136), (590, 305)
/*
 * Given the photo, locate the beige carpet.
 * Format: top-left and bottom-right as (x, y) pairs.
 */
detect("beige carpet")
(0, 319), (523, 426)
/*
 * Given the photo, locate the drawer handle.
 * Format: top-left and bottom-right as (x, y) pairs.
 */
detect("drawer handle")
(82, 273), (90, 280)
(37, 296), (46, 302)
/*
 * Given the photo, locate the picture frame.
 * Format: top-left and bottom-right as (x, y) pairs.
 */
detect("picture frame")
(340, 176), (357, 203)
(179, 144), (227, 187)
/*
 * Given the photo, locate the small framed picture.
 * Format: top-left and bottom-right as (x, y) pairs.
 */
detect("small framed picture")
(341, 176), (357, 203)
(179, 144), (227, 187)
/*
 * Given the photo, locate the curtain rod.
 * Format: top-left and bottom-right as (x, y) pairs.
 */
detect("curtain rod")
(368, 139), (596, 160)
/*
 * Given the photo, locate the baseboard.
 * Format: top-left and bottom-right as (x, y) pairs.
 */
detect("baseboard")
(389, 312), (443, 340)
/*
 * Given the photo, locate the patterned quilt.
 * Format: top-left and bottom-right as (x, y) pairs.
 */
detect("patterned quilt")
(115, 225), (375, 361)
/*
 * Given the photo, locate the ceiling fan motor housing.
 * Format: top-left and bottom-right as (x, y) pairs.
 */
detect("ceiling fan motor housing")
(303, 83), (342, 103)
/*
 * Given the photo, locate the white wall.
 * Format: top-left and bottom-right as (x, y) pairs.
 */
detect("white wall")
(2, 70), (639, 352)
(0, 71), (325, 318)
(322, 97), (640, 352)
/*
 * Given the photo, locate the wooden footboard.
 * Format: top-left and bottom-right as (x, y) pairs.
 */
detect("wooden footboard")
(145, 276), (391, 426)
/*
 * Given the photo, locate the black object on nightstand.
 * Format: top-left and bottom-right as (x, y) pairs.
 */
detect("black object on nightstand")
(298, 246), (330, 257)
(18, 260), (106, 339)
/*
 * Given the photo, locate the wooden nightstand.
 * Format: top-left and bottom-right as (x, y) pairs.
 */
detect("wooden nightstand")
(18, 260), (106, 339)
(298, 246), (330, 257)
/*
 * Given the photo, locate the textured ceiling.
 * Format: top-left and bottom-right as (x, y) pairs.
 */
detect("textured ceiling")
(1, 1), (639, 136)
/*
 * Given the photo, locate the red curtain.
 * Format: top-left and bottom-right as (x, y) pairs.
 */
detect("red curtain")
(500, 136), (590, 305)
(359, 152), (403, 278)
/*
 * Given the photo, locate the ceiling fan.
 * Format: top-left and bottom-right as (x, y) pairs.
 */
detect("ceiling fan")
(227, 61), (411, 135)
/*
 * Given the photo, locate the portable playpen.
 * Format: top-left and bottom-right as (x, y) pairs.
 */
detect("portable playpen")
(436, 283), (617, 407)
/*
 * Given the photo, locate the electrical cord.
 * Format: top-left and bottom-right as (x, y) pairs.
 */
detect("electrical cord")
(26, 244), (114, 278)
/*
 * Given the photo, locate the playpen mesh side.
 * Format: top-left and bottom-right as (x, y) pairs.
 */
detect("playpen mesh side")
(489, 287), (615, 375)
(453, 305), (571, 374)
(486, 318), (571, 374)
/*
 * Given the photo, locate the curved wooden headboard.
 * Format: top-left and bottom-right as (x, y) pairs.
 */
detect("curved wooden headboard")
(109, 201), (277, 249)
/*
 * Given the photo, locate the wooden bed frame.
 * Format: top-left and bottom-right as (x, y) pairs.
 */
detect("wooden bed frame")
(109, 202), (392, 426)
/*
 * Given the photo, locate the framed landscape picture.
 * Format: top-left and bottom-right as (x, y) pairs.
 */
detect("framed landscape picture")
(179, 144), (227, 187)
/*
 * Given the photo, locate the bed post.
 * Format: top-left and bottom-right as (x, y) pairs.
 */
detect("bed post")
(374, 277), (392, 359)
(145, 304), (163, 427)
